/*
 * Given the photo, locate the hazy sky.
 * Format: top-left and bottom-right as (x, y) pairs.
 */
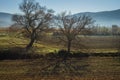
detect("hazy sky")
(0, 0), (120, 14)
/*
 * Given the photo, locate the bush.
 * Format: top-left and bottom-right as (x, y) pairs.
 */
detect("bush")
(1, 47), (120, 60)
(90, 53), (120, 57)
(72, 52), (90, 58)
(0, 47), (43, 60)
(46, 50), (89, 59)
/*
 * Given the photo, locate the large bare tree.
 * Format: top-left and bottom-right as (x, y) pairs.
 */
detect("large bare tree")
(12, 0), (54, 50)
(55, 12), (93, 53)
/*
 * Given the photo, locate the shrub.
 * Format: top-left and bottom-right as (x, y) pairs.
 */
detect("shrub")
(0, 47), (43, 60)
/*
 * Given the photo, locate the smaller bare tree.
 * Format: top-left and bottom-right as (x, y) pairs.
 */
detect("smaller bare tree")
(55, 12), (93, 53)
(12, 0), (54, 50)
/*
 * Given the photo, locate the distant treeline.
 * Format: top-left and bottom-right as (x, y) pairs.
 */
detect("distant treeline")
(89, 25), (120, 35)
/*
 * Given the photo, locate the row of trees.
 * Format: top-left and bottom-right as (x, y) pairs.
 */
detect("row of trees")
(90, 25), (120, 35)
(12, 0), (93, 53)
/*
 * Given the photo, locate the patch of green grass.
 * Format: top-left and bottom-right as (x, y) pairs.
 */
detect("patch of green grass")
(0, 35), (60, 54)
(1, 34), (120, 53)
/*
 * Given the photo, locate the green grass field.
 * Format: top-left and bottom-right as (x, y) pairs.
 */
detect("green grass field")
(0, 34), (120, 53)
(0, 33), (120, 80)
(0, 35), (61, 54)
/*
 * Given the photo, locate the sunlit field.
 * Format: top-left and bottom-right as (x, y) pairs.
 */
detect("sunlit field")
(0, 32), (120, 53)
(0, 32), (120, 80)
(0, 33), (60, 54)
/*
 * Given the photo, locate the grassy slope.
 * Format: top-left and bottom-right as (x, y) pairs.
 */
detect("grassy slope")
(0, 35), (61, 54)
(0, 34), (119, 53)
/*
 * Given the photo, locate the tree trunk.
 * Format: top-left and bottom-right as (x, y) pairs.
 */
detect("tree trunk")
(67, 40), (71, 53)
(63, 40), (71, 61)
(26, 32), (36, 50)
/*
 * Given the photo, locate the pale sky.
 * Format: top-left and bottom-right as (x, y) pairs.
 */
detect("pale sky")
(0, 0), (120, 14)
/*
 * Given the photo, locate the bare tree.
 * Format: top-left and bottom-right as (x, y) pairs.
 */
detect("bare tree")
(12, 0), (54, 50)
(55, 12), (93, 53)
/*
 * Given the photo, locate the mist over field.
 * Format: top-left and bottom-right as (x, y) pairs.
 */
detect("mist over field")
(0, 9), (120, 27)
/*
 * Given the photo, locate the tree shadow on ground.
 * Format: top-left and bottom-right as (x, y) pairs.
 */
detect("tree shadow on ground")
(26, 50), (90, 78)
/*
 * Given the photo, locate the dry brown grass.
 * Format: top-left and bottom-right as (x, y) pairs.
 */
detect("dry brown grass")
(0, 57), (120, 80)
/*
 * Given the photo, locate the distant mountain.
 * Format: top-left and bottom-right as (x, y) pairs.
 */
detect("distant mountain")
(74, 9), (120, 26)
(0, 12), (13, 27)
(0, 9), (120, 27)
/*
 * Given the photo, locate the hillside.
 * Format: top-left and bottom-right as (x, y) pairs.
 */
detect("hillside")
(74, 9), (120, 26)
(0, 12), (13, 27)
(0, 9), (120, 27)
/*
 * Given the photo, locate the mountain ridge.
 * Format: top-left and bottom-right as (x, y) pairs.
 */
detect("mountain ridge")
(74, 9), (120, 26)
(0, 9), (120, 27)
(0, 12), (13, 27)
